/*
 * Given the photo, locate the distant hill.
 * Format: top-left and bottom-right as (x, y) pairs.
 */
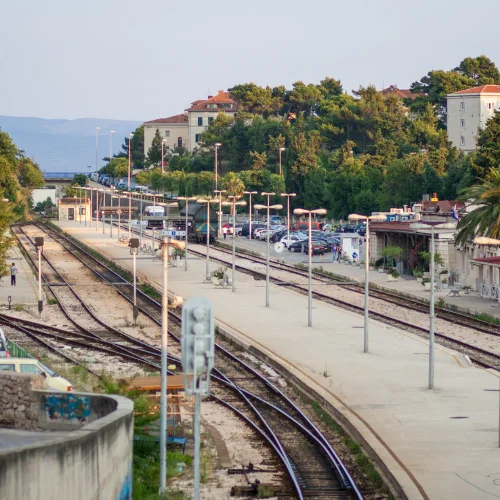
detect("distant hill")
(0, 116), (142, 173)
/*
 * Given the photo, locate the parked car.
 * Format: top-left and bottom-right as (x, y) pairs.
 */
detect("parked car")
(281, 234), (306, 247)
(288, 240), (305, 253)
(0, 358), (72, 391)
(270, 230), (287, 243)
(269, 215), (283, 225)
(247, 223), (266, 238)
(303, 241), (326, 255)
(0, 328), (10, 358)
(258, 229), (275, 241)
(254, 228), (268, 239)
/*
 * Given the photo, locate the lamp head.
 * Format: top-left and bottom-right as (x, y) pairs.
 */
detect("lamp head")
(294, 208), (306, 215)
(270, 204), (283, 210)
(253, 204), (265, 210)
(244, 191), (258, 195)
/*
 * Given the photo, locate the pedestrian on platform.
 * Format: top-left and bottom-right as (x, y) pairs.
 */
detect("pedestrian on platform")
(222, 227), (228, 240)
(337, 246), (342, 262)
(10, 263), (17, 286)
(332, 245), (337, 262)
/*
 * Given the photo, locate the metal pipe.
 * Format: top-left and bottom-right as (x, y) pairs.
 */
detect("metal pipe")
(38, 247), (42, 320)
(364, 221), (370, 353)
(159, 236), (168, 493)
(429, 227), (435, 389)
(232, 199), (236, 292)
(193, 393), (201, 500)
(266, 200), (270, 307)
(308, 212), (312, 327)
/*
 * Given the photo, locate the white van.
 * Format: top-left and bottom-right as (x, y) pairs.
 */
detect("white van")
(144, 205), (165, 217)
(0, 358), (72, 392)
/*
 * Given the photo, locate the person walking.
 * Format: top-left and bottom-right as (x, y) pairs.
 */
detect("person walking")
(10, 263), (17, 286)
(222, 226), (228, 240)
(332, 245), (337, 262)
(337, 245), (342, 262)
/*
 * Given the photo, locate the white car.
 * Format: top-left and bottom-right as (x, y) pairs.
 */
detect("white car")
(253, 227), (267, 238)
(258, 229), (274, 241)
(280, 234), (306, 247)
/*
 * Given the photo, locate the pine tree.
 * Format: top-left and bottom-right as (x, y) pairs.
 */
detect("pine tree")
(146, 128), (162, 168)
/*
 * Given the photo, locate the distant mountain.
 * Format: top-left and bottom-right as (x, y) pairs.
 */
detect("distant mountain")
(0, 116), (142, 173)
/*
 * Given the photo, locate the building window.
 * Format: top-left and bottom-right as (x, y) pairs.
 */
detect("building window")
(207, 104), (218, 109)
(460, 119), (465, 128)
(178, 137), (183, 148)
(221, 103), (233, 109)
(195, 134), (201, 143)
(460, 101), (465, 111)
(208, 117), (214, 124)
(460, 136), (465, 146)
(79, 207), (86, 215)
(164, 130), (170, 137)
(198, 117), (203, 126)
(488, 103), (493, 110)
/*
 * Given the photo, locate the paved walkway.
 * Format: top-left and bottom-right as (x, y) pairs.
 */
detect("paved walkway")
(56, 220), (500, 500)
(0, 238), (39, 308)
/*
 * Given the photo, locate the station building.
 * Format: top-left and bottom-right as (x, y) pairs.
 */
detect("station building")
(57, 197), (91, 223)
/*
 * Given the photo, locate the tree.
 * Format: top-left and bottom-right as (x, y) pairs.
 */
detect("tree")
(473, 111), (500, 177)
(146, 129), (162, 168)
(456, 166), (500, 245)
(229, 83), (282, 117)
(116, 125), (145, 169)
(455, 55), (500, 86)
(222, 172), (245, 197)
(73, 174), (88, 186)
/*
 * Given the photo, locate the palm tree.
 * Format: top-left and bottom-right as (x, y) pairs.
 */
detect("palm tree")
(222, 172), (245, 197)
(456, 166), (500, 245)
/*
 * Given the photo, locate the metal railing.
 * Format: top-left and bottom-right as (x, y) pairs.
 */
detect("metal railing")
(43, 172), (86, 180)
(7, 340), (34, 358)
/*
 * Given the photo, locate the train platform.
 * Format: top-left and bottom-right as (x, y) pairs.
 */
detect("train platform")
(55, 220), (500, 500)
(0, 238), (39, 308)
(221, 237), (500, 322)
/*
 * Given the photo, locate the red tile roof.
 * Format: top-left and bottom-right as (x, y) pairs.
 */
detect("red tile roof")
(144, 113), (188, 125)
(471, 256), (500, 266)
(185, 90), (237, 112)
(380, 85), (417, 100)
(450, 84), (500, 95)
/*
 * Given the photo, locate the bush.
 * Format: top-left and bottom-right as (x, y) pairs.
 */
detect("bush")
(390, 269), (400, 279)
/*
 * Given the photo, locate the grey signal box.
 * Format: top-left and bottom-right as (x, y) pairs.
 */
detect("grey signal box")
(181, 297), (215, 396)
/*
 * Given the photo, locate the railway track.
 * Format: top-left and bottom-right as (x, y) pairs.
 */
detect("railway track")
(90, 219), (500, 368)
(13, 222), (363, 499)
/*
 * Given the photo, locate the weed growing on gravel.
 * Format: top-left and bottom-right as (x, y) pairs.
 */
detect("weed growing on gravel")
(47, 298), (58, 305)
(13, 304), (25, 311)
(474, 312), (500, 325)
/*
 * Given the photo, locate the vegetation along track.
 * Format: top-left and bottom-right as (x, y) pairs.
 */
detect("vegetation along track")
(16, 222), (363, 499)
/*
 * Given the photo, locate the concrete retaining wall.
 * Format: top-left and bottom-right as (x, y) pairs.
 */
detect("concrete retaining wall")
(0, 372), (40, 429)
(0, 374), (134, 500)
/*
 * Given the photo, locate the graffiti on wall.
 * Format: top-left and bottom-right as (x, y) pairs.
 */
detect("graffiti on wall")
(44, 394), (91, 424)
(118, 463), (132, 500)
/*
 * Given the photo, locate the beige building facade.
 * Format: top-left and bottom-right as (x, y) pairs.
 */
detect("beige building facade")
(58, 198), (91, 223)
(447, 84), (500, 152)
(143, 114), (189, 158)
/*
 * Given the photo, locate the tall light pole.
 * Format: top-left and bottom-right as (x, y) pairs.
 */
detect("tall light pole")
(411, 222), (456, 389)
(280, 192), (296, 242)
(255, 195), (283, 307)
(278, 147), (285, 176)
(214, 143), (221, 191)
(244, 191), (257, 239)
(214, 189), (226, 237)
(95, 127), (100, 173)
(128, 133), (134, 240)
(223, 197), (247, 292)
(294, 208), (327, 326)
(96, 189), (102, 232)
(161, 139), (168, 174)
(349, 214), (386, 349)
(177, 197), (197, 271)
(109, 130), (115, 166)
(34, 237), (44, 320)
(83, 187), (93, 228)
(197, 198), (218, 281)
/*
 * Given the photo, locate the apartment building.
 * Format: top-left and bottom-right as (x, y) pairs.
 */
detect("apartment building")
(447, 84), (500, 152)
(143, 113), (189, 156)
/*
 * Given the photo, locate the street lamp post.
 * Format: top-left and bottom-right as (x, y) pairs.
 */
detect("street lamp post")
(128, 133), (134, 240)
(177, 197), (197, 271)
(223, 197), (247, 292)
(244, 191), (258, 239)
(83, 187), (92, 228)
(214, 190), (226, 238)
(197, 198), (218, 281)
(280, 192), (296, 243)
(278, 147), (285, 176)
(34, 237), (44, 320)
(214, 143), (221, 191)
(255, 195), (283, 307)
(294, 208), (327, 326)
(411, 222), (456, 389)
(95, 127), (100, 173)
(348, 214), (386, 350)
(161, 139), (167, 174)
(102, 190), (107, 235)
(109, 130), (115, 165)
(96, 189), (102, 232)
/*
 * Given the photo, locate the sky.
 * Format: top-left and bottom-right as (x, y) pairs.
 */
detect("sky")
(2, 0), (500, 122)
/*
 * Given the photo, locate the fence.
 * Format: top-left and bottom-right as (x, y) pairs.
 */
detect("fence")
(7, 340), (34, 359)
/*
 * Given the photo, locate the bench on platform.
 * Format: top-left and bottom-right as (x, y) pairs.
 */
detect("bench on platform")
(448, 282), (461, 297)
